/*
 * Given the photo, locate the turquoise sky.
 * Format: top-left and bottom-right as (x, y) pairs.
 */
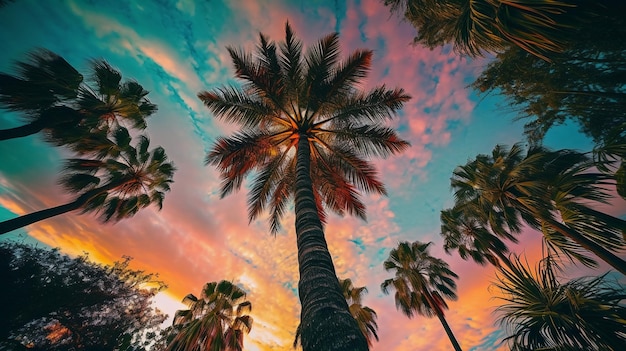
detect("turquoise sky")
(0, 1), (617, 350)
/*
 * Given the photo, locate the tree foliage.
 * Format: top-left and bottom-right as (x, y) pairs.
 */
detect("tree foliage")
(0, 49), (157, 147)
(382, 0), (601, 61)
(472, 45), (626, 146)
(451, 144), (626, 273)
(494, 255), (626, 350)
(0, 241), (167, 351)
(201, 21), (408, 351)
(165, 280), (252, 351)
(0, 127), (175, 234)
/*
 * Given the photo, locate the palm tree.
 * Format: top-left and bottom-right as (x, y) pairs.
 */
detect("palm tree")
(451, 143), (626, 274)
(0, 49), (157, 148)
(340, 278), (379, 347)
(440, 206), (513, 269)
(494, 255), (626, 350)
(200, 22), (409, 351)
(381, 241), (463, 351)
(294, 277), (379, 348)
(0, 49), (83, 140)
(0, 127), (175, 234)
(166, 280), (252, 351)
(383, 0), (583, 61)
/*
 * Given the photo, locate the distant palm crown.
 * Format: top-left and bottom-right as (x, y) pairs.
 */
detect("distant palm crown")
(382, 241), (459, 318)
(62, 126), (175, 222)
(200, 23), (410, 233)
(0, 49), (157, 148)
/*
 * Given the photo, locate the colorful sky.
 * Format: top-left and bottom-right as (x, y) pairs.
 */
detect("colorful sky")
(1, 1), (624, 350)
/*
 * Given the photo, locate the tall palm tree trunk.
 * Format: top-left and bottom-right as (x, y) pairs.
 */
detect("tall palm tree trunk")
(0, 199), (82, 234)
(424, 290), (463, 351)
(548, 219), (626, 275)
(294, 135), (368, 351)
(0, 120), (45, 141)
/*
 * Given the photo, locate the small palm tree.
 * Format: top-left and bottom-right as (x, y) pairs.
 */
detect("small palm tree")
(294, 277), (379, 348)
(166, 280), (253, 351)
(494, 255), (626, 350)
(0, 127), (175, 234)
(440, 206), (513, 269)
(381, 241), (463, 351)
(201, 22), (409, 351)
(0, 49), (157, 149)
(451, 143), (626, 274)
(340, 278), (379, 347)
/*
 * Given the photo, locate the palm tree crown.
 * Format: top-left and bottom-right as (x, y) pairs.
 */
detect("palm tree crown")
(494, 255), (626, 350)
(381, 241), (463, 351)
(201, 22), (410, 233)
(60, 127), (175, 221)
(167, 281), (253, 351)
(451, 143), (626, 274)
(440, 206), (513, 269)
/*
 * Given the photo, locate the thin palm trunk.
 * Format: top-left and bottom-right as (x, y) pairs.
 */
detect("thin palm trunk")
(547, 219), (626, 275)
(0, 181), (122, 235)
(294, 135), (368, 351)
(424, 289), (463, 351)
(0, 120), (45, 140)
(0, 200), (81, 234)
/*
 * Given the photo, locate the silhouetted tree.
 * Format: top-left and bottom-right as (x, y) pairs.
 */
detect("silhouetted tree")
(0, 241), (167, 351)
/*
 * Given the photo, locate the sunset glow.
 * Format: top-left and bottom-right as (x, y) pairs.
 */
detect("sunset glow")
(1, 1), (624, 350)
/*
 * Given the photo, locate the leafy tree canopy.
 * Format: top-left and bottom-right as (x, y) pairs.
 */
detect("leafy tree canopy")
(0, 241), (167, 351)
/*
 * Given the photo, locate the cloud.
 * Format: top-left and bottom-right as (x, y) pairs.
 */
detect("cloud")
(3, 1), (624, 351)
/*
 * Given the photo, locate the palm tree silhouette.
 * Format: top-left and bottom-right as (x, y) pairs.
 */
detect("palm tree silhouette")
(0, 49), (157, 151)
(495, 255), (626, 350)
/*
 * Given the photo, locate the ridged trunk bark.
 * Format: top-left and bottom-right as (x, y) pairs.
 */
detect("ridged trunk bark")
(294, 135), (368, 351)
(547, 219), (626, 275)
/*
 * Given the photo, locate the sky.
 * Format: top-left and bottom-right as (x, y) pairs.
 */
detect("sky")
(0, 1), (624, 350)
